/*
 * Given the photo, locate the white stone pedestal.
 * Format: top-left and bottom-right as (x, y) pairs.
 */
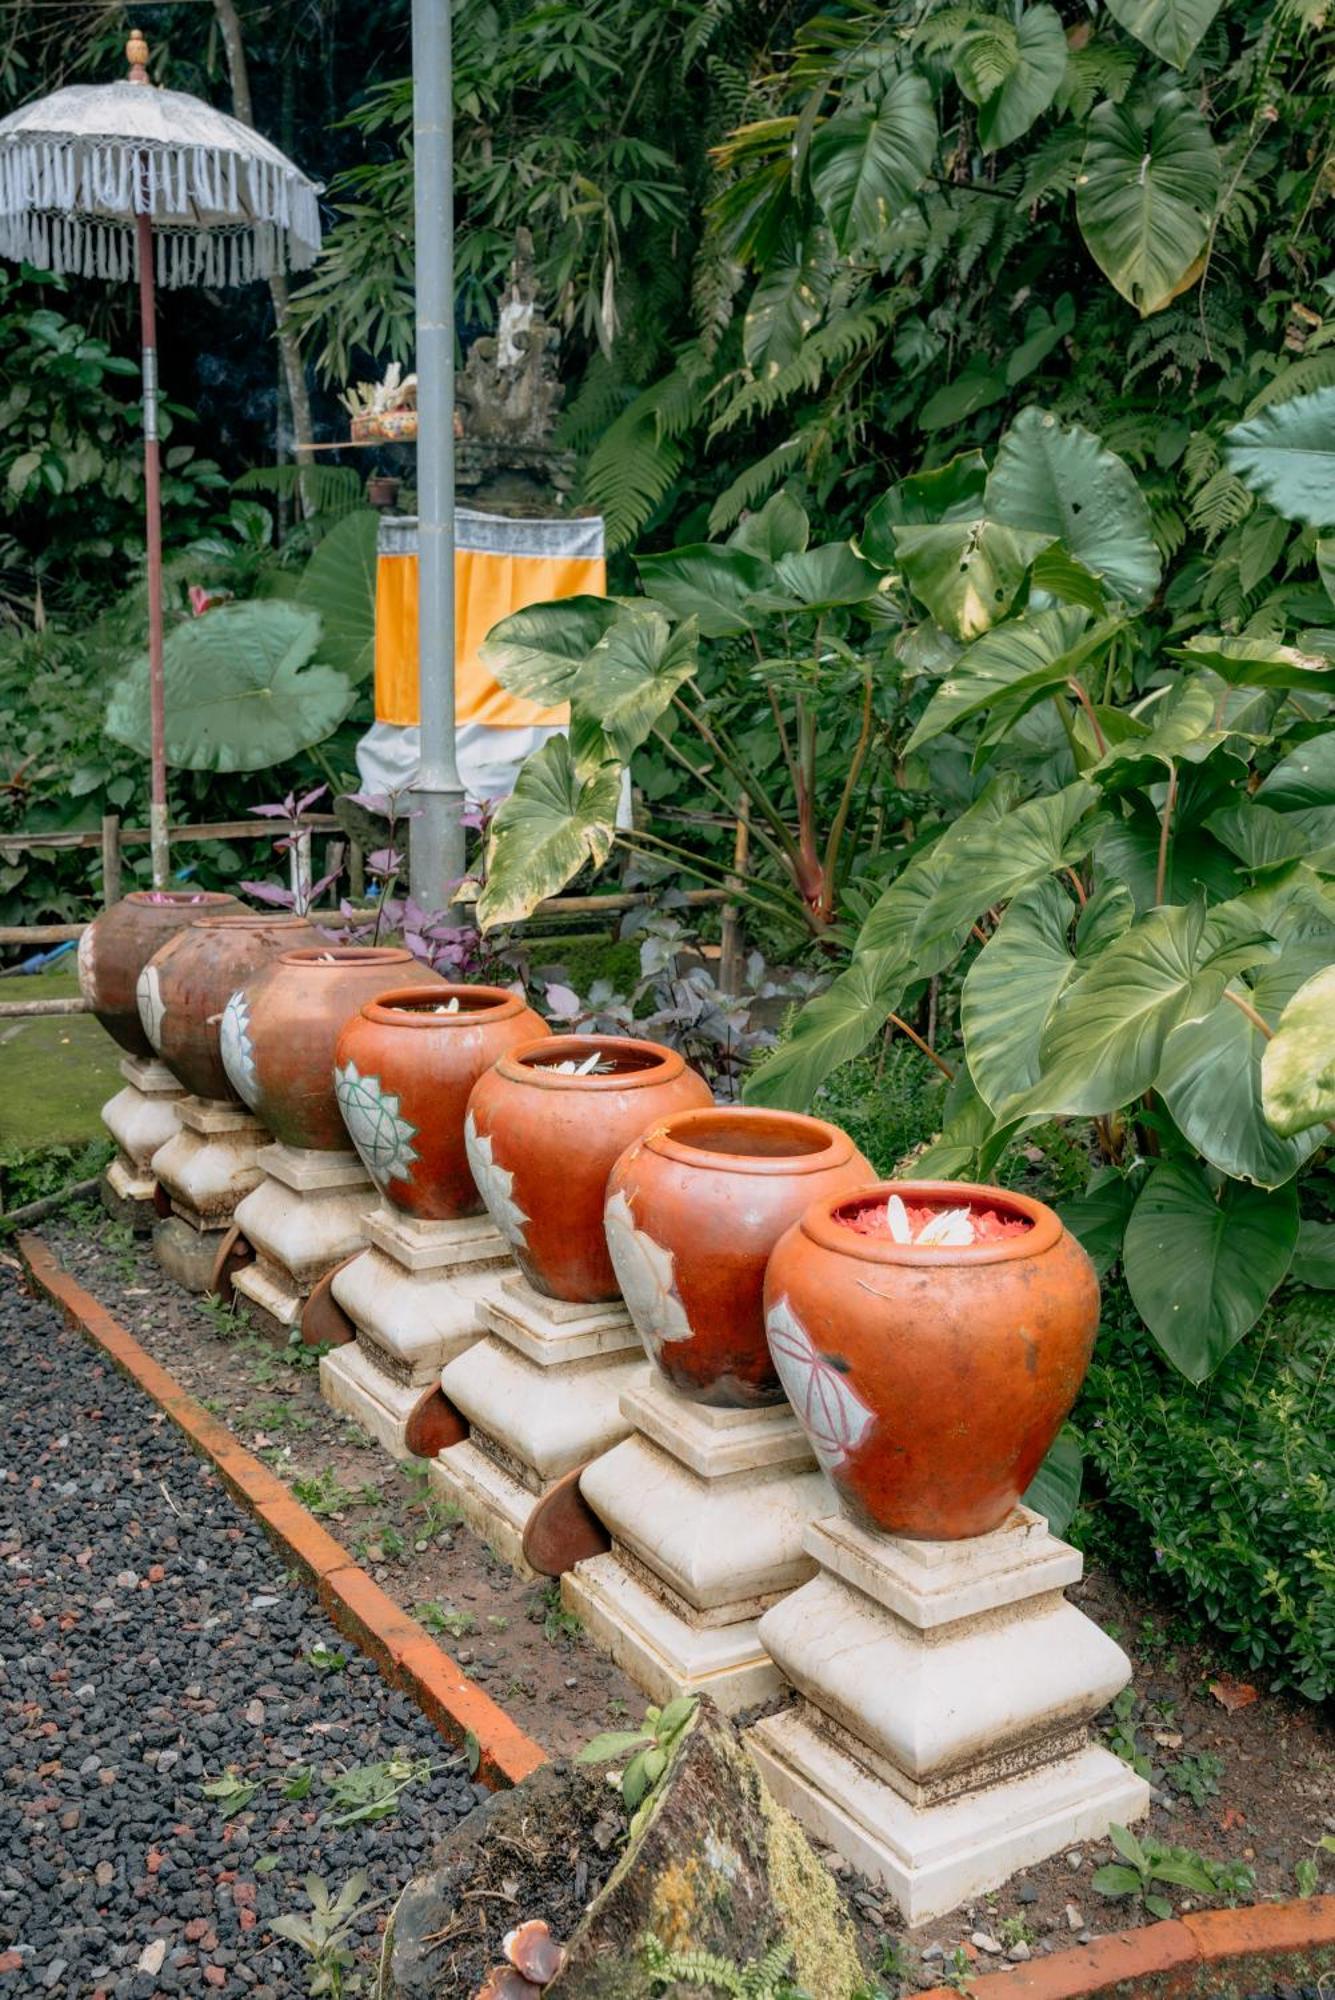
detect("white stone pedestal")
(101, 1056), (184, 1219)
(565, 1378), (832, 1713)
(431, 1275), (649, 1578)
(319, 1208), (512, 1459)
(746, 1507), (1149, 1924)
(150, 1096), (269, 1291)
(230, 1144), (374, 1334)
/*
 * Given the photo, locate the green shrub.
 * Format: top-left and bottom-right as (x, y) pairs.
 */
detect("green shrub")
(0, 1138), (112, 1218)
(1075, 1284), (1335, 1702)
(811, 1039), (947, 1177)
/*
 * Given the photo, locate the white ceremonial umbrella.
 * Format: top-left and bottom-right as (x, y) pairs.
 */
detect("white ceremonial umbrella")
(0, 29), (323, 885)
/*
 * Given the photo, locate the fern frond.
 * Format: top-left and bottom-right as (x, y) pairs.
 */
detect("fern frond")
(707, 437), (807, 533)
(1188, 468), (1254, 543)
(1243, 348), (1335, 415)
(580, 362), (709, 549)
(233, 463), (362, 523)
(709, 293), (901, 435)
(1058, 40), (1138, 119)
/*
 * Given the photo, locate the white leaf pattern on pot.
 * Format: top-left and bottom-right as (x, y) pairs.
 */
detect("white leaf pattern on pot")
(604, 1187), (693, 1363)
(136, 962), (166, 1051)
(220, 988), (260, 1110)
(464, 1110), (529, 1251)
(334, 1060), (419, 1187)
(76, 924), (96, 1004)
(766, 1295), (874, 1474)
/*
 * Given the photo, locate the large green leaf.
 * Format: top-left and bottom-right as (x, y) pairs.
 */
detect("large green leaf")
(1022, 1425), (1083, 1535)
(742, 946), (910, 1112)
(1174, 633), (1335, 693)
(1158, 980), (1323, 1187)
(635, 545), (775, 637)
(1059, 1166), (1139, 1278)
(968, 6), (1068, 152)
(742, 226), (833, 377)
(1103, 0), (1224, 67)
(476, 736), (622, 930)
(1122, 1159), (1298, 1382)
(569, 612), (699, 767)
(961, 880), (1079, 1111)
(1258, 730), (1335, 810)
(1224, 388), (1335, 528)
(808, 69), (936, 252)
(893, 516), (1053, 640)
(905, 607), (1113, 753)
(746, 542), (886, 614)
(1261, 965), (1335, 1138)
(293, 509), (379, 682)
(730, 490), (810, 562)
(919, 779), (1102, 949)
(1076, 94), (1218, 316)
(985, 407), (1161, 608)
(481, 596), (621, 702)
(1292, 1219), (1335, 1289)
(1028, 899), (1248, 1116)
(105, 601), (354, 774)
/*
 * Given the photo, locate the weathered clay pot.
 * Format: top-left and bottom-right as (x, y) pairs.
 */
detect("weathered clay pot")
(221, 947), (443, 1151)
(604, 1107), (872, 1408)
(137, 912), (319, 1100)
(464, 1034), (712, 1303)
(763, 1181), (1099, 1540)
(333, 985), (550, 1219)
(77, 890), (243, 1058)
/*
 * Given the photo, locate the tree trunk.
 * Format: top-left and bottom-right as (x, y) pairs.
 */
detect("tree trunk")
(211, 0), (317, 510)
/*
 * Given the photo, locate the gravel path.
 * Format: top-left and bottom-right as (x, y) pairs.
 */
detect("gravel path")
(0, 1262), (480, 1998)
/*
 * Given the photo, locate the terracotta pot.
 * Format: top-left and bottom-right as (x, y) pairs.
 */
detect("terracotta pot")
(77, 890), (244, 1058)
(763, 1180), (1099, 1540)
(333, 984), (551, 1219)
(604, 1107), (872, 1408)
(464, 1034), (711, 1303)
(137, 912), (320, 1100)
(221, 946), (443, 1151)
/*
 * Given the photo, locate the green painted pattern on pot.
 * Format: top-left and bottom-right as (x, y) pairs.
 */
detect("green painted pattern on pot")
(334, 1059), (420, 1188)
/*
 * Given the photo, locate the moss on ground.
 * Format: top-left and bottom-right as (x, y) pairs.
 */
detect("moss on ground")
(0, 963), (121, 1153)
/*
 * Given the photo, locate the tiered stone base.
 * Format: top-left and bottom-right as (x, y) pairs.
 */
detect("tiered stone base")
(746, 1507), (1149, 1924)
(431, 1276), (648, 1578)
(319, 1209), (511, 1459)
(150, 1096), (269, 1291)
(100, 1057), (184, 1227)
(230, 1145), (374, 1336)
(565, 1378), (831, 1713)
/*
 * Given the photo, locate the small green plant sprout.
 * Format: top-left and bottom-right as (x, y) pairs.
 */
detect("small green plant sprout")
(1103, 1690), (1153, 1781)
(578, 1696), (698, 1836)
(1091, 1824), (1256, 1920)
(1296, 1857), (1319, 1898)
(940, 1945), (974, 1992)
(198, 1290), (252, 1338)
(876, 1935), (912, 1985)
(415, 1600), (479, 1640)
(1166, 1751), (1224, 1807)
(306, 1642), (348, 1676)
(996, 1915), (1035, 1949)
(292, 1468), (358, 1518)
(537, 1578), (581, 1642)
(269, 1871), (373, 1998)
(201, 1769), (259, 1819)
(283, 1766), (315, 1801)
(641, 1932), (809, 1997)
(325, 1754), (433, 1828)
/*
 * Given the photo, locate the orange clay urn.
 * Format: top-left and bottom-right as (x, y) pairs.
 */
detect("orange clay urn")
(763, 1180), (1099, 1539)
(604, 1105), (872, 1407)
(77, 890), (243, 1058)
(332, 984), (551, 1219)
(137, 912), (319, 1101)
(220, 946), (443, 1151)
(463, 1034), (712, 1303)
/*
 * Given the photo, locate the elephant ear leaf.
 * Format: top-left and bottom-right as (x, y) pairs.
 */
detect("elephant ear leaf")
(105, 601), (353, 773)
(1022, 1425), (1083, 1535)
(1076, 92), (1219, 316)
(476, 736), (621, 931)
(569, 611), (699, 766)
(480, 596), (622, 703)
(1261, 965), (1335, 1138)
(985, 407), (1161, 608)
(808, 68), (937, 252)
(293, 508), (378, 681)
(1224, 388), (1335, 530)
(1103, 0), (1225, 68)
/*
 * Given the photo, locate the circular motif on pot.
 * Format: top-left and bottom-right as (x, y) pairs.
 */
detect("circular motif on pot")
(766, 1295), (874, 1475)
(334, 1060), (419, 1189)
(76, 924), (96, 1004)
(604, 1188), (692, 1364)
(220, 989), (259, 1110)
(463, 1111), (529, 1252)
(136, 962), (166, 1052)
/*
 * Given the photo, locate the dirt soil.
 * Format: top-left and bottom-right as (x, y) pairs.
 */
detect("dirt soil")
(32, 1210), (1335, 1994)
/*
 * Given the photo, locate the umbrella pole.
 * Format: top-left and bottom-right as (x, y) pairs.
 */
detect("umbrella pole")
(136, 208), (169, 890)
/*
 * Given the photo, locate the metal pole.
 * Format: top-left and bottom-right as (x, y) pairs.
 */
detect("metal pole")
(408, 0), (465, 909)
(127, 33), (170, 890)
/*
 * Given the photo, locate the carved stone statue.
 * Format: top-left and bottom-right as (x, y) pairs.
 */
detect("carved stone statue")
(455, 228), (576, 511)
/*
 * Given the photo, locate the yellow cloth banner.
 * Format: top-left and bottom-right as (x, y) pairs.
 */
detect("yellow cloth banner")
(374, 533), (605, 729)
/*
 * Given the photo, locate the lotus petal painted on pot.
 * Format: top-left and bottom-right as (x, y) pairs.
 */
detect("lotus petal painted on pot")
(604, 1187), (692, 1364)
(464, 1111), (529, 1252)
(136, 961), (166, 1052)
(76, 925), (96, 1005)
(334, 1059), (419, 1188)
(220, 988), (259, 1110)
(766, 1294), (874, 1475)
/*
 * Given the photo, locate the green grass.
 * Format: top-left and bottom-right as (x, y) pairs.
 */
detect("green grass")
(0, 962), (123, 1152)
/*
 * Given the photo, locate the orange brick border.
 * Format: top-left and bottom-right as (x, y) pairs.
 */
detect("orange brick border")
(918, 1896), (1335, 1999)
(16, 1232), (546, 1793)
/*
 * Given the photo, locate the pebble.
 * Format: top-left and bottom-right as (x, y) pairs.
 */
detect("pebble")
(1065, 1848), (1083, 1869)
(1065, 1903), (1085, 1930)
(971, 1931), (1003, 1954)
(1007, 1941), (1031, 1962)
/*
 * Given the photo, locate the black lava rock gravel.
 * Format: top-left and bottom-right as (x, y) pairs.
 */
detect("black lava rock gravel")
(0, 1266), (481, 1997)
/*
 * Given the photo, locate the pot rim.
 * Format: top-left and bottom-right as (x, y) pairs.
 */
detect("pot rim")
(123, 890), (235, 908)
(799, 1179), (1062, 1266)
(275, 945), (415, 969)
(642, 1105), (854, 1176)
(495, 1033), (686, 1090)
(360, 983), (533, 1028)
(190, 912), (312, 931)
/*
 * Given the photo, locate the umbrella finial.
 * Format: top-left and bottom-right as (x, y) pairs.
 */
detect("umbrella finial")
(126, 28), (150, 82)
